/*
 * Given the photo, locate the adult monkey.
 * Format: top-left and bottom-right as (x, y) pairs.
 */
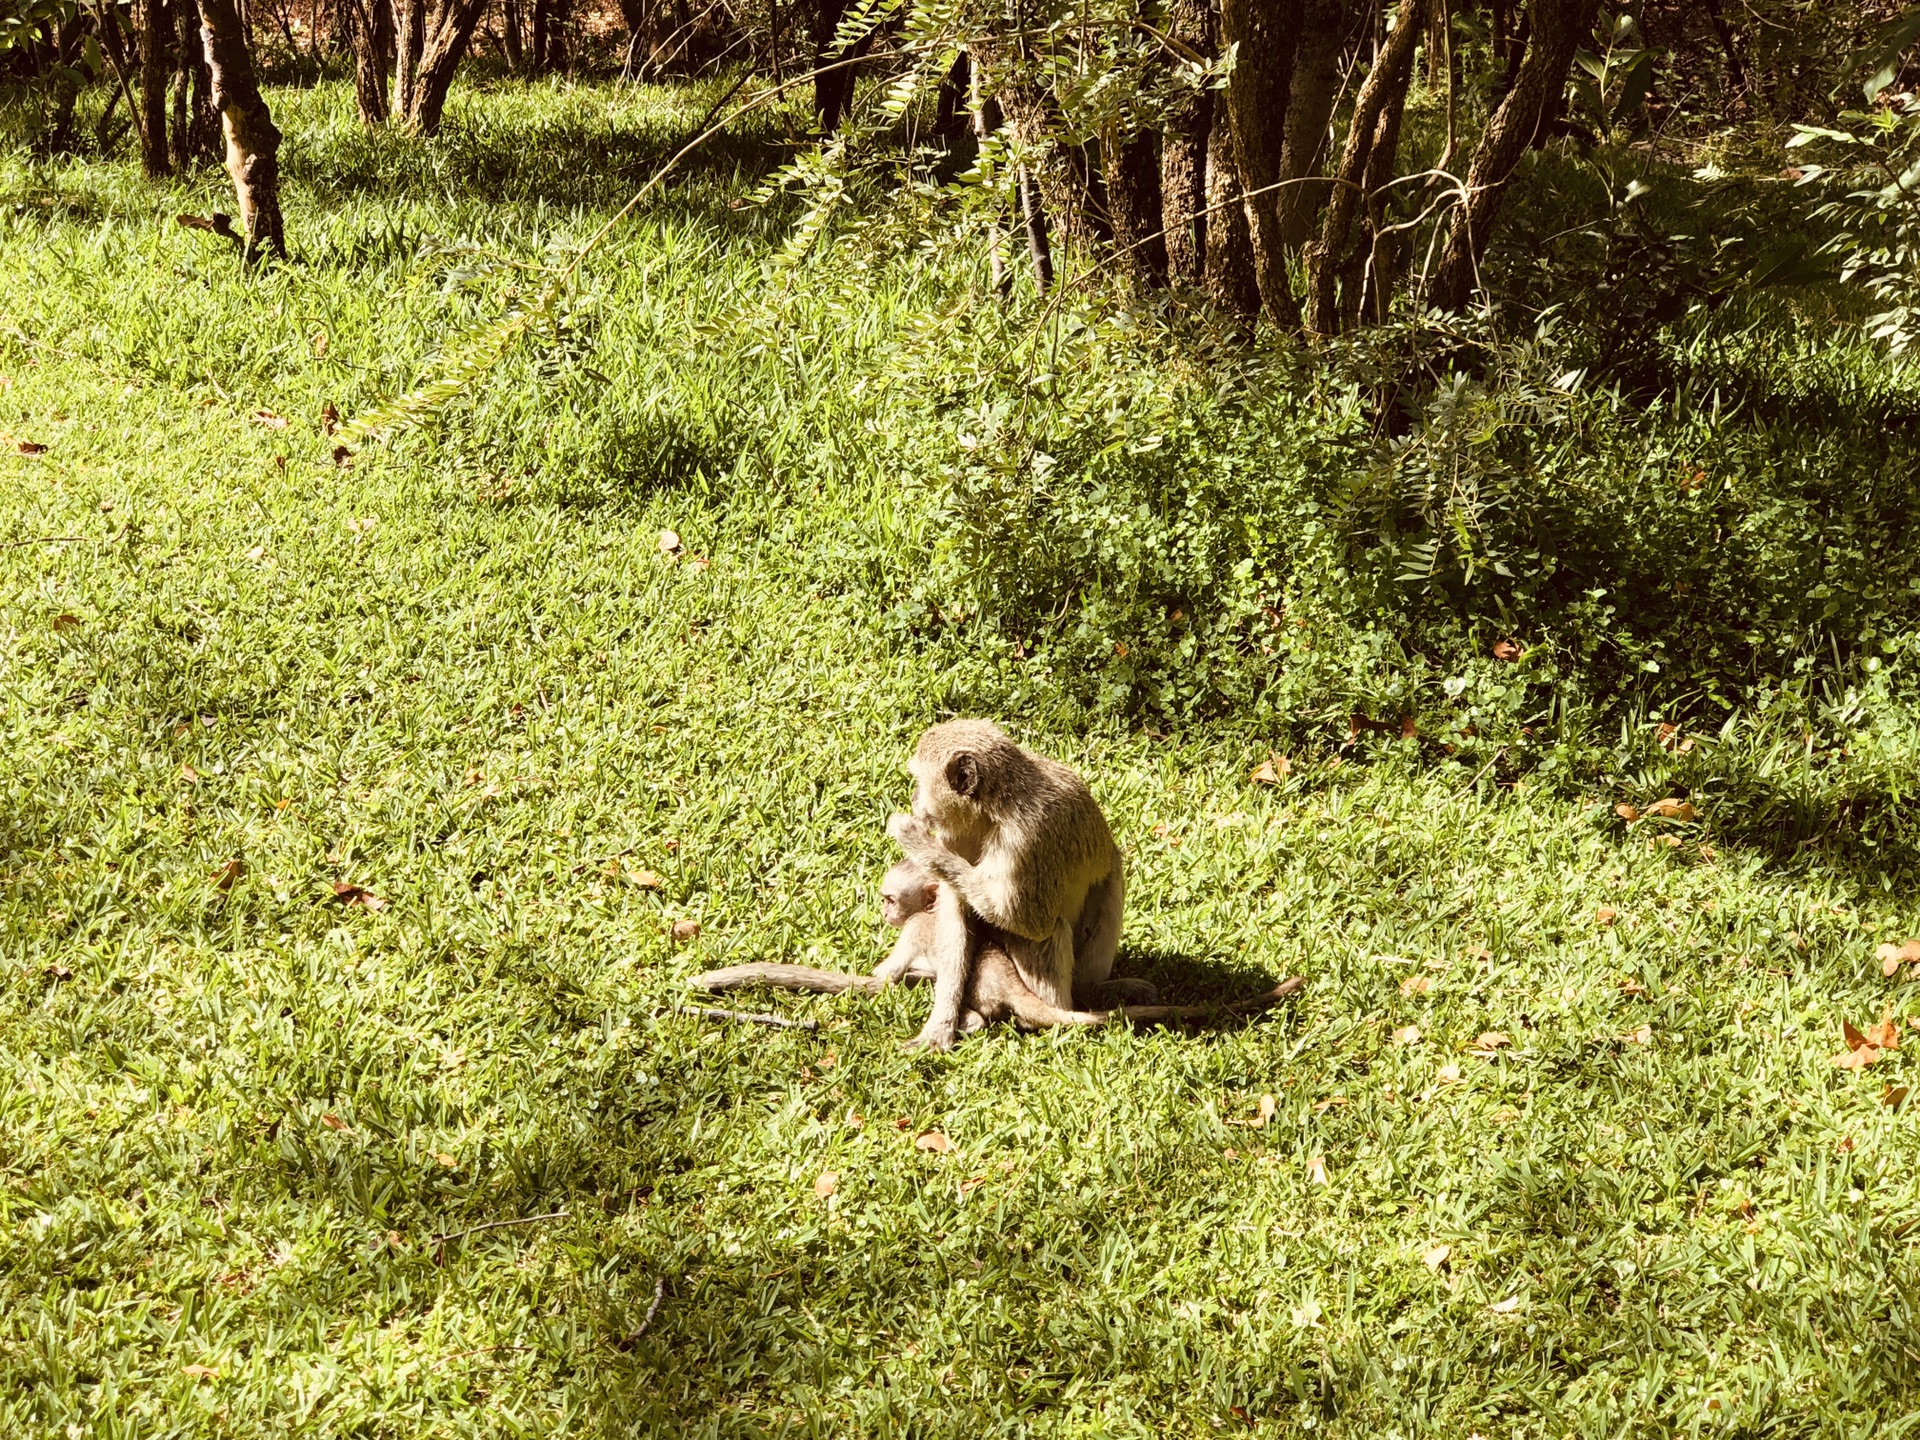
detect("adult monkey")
(887, 719), (1148, 1051)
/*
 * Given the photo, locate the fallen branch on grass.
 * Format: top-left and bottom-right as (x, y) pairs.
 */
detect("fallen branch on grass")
(674, 1004), (820, 1031)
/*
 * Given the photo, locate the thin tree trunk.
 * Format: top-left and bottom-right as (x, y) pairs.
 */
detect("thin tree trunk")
(1427, 0), (1593, 311)
(138, 0), (171, 177)
(1274, 0), (1348, 249)
(970, 54), (1010, 297)
(810, 0), (853, 131)
(392, 0), (423, 120)
(1219, 0), (1304, 325)
(530, 0), (551, 68)
(1304, 0), (1422, 335)
(193, 0), (285, 260)
(346, 0), (390, 123)
(1204, 95), (1262, 317)
(1699, 0), (1745, 98)
(503, 0), (524, 69)
(933, 49), (968, 147)
(1160, 0), (1213, 284)
(408, 0), (487, 134)
(1019, 163), (1053, 292)
(1106, 127), (1167, 287)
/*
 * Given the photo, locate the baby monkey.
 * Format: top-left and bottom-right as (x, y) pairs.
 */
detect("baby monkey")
(876, 859), (1108, 1032)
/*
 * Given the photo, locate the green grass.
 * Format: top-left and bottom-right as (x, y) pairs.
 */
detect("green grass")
(8, 76), (1920, 1438)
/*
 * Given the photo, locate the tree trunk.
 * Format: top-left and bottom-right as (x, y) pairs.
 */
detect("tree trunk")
(1160, 0), (1213, 285)
(392, 0), (423, 120)
(1274, 0), (1348, 249)
(1220, 0), (1304, 325)
(1304, 0), (1423, 335)
(407, 0), (487, 134)
(970, 54), (1010, 297)
(138, 0), (171, 177)
(1105, 127), (1167, 287)
(999, 81), (1107, 248)
(503, 0), (524, 69)
(1204, 96), (1262, 317)
(933, 49), (968, 147)
(193, 0), (285, 260)
(1427, 0), (1593, 311)
(810, 0), (854, 132)
(1019, 164), (1054, 292)
(346, 0), (391, 123)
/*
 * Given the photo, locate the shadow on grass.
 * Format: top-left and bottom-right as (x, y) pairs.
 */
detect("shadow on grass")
(1118, 944), (1291, 1009)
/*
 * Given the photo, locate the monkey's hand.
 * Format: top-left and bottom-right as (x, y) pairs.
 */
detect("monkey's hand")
(888, 814), (970, 882)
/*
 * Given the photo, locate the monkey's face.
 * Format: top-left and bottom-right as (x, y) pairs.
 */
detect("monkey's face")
(880, 880), (936, 928)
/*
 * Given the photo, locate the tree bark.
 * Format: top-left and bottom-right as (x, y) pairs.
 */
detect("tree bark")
(1427, 0), (1593, 311)
(345, 0), (392, 124)
(503, 0), (525, 70)
(1303, 0), (1423, 335)
(169, 2), (218, 167)
(1274, 0), (1348, 249)
(810, 0), (855, 132)
(407, 0), (487, 134)
(138, 0), (171, 177)
(193, 0), (285, 260)
(1105, 127), (1167, 287)
(1160, 0), (1213, 284)
(1019, 164), (1054, 292)
(1219, 0), (1303, 325)
(1204, 95), (1261, 317)
(392, 0), (423, 120)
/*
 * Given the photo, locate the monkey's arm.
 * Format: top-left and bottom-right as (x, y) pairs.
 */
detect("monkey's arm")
(886, 815), (1062, 942)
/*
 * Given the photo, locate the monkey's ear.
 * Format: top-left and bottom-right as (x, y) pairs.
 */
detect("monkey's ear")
(945, 751), (981, 799)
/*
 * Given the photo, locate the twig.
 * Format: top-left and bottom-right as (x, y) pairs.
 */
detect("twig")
(4, 536), (85, 548)
(1452, 745), (1508, 795)
(431, 1209), (569, 1262)
(628, 1276), (669, 1343)
(675, 1003), (820, 1031)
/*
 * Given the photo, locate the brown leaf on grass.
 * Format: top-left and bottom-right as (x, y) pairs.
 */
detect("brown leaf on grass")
(1834, 1020), (1881, 1069)
(1884, 1086), (1910, 1109)
(959, 1172), (989, 1195)
(1306, 1154), (1329, 1185)
(813, 1171), (838, 1198)
(1399, 974), (1432, 996)
(1619, 977), (1648, 997)
(1878, 940), (1920, 977)
(44, 962), (72, 981)
(845, 1109), (865, 1130)
(671, 919), (701, 941)
(181, 1364), (218, 1379)
(321, 402), (340, 435)
(1400, 715), (1419, 739)
(1868, 1014), (1901, 1051)
(1391, 1025), (1422, 1046)
(50, 613), (80, 632)
(1228, 1093), (1278, 1128)
(1474, 1032), (1512, 1051)
(628, 869), (661, 889)
(1113, 643), (1130, 659)
(1420, 1243), (1452, 1270)
(311, 331), (329, 358)
(250, 409), (288, 430)
(1619, 1024), (1652, 1046)
(321, 1113), (349, 1132)
(1435, 1062), (1462, 1084)
(1250, 755), (1291, 784)
(15, 439), (46, 456)
(331, 881), (388, 910)
(658, 529), (682, 555)
(180, 763), (199, 784)
(1644, 798), (1698, 822)
(1597, 907), (1619, 926)
(1837, 1134), (1857, 1154)
(1614, 804), (1639, 822)
(1492, 640), (1522, 662)
(331, 445), (354, 468)
(209, 858), (244, 893)
(435, 1152), (457, 1166)
(1844, 1019), (1872, 1052)
(913, 1130), (953, 1154)
(1312, 1096), (1347, 1113)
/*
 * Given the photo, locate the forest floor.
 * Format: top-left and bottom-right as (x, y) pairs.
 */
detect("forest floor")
(4, 78), (1920, 1438)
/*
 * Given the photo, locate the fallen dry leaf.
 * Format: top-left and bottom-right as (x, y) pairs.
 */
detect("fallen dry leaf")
(1492, 640), (1522, 662)
(1644, 798), (1698, 822)
(1435, 1062), (1462, 1084)
(1113, 642), (1130, 659)
(50, 613), (80, 633)
(1878, 940), (1920, 977)
(1248, 1093), (1277, 1127)
(1475, 1032), (1511, 1051)
(1845, 1019), (1871, 1052)
(629, 869), (662, 889)
(959, 1173), (989, 1195)
(1619, 977), (1648, 998)
(1620, 1024), (1652, 1046)
(331, 881), (388, 911)
(311, 331), (329, 358)
(846, 1109), (865, 1130)
(321, 1113), (349, 1132)
(1884, 1086), (1910, 1109)
(180, 763), (199, 784)
(44, 962), (72, 981)
(1306, 1154), (1329, 1185)
(914, 1130), (953, 1154)
(1837, 1134), (1857, 1154)
(814, 1171), (838, 1198)
(209, 858), (244, 893)
(1421, 1243), (1452, 1270)
(1614, 804), (1639, 823)
(321, 402), (340, 434)
(331, 445), (354, 468)
(181, 1364), (218, 1379)
(1249, 756), (1290, 785)
(1392, 1024), (1422, 1046)
(671, 919), (701, 942)
(1597, 906), (1618, 925)
(1868, 1015), (1902, 1051)
(1490, 1295), (1522, 1314)
(251, 409), (288, 430)
(1399, 974), (1433, 996)
(435, 1152), (457, 1167)
(15, 438), (46, 456)
(658, 529), (682, 555)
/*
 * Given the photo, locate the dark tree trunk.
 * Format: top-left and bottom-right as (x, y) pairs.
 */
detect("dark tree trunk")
(138, 0), (171, 177)
(999, 81), (1107, 248)
(811, 0), (854, 131)
(1019, 164), (1054, 292)
(345, 0), (391, 124)
(1219, 0), (1304, 325)
(531, 0), (567, 69)
(1106, 127), (1167, 287)
(407, 0), (487, 134)
(1204, 95), (1262, 317)
(1160, 0), (1213, 285)
(933, 50), (968, 148)
(172, 1), (218, 164)
(1700, 0), (1745, 98)
(193, 0), (285, 260)
(1275, 0), (1349, 249)
(1304, 0), (1423, 334)
(1428, 0), (1594, 310)
(503, 0), (525, 70)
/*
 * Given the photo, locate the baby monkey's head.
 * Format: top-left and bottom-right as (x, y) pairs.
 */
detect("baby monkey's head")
(879, 859), (938, 928)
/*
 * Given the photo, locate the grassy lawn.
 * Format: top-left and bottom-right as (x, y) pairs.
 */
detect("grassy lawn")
(6, 77), (1920, 1438)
